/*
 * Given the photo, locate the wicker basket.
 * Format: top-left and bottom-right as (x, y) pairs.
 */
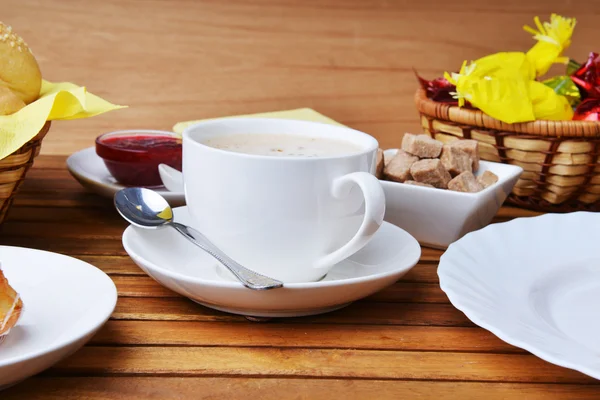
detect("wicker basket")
(415, 89), (600, 212)
(0, 122), (51, 224)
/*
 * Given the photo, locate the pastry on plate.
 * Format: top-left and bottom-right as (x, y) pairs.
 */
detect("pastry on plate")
(0, 268), (23, 341)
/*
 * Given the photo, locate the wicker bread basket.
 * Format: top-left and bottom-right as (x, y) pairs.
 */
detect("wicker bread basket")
(415, 88), (600, 212)
(0, 122), (50, 224)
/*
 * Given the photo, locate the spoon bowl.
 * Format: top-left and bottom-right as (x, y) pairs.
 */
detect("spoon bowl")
(114, 186), (174, 228)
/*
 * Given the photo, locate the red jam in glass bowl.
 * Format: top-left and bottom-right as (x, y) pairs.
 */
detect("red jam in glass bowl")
(96, 130), (182, 187)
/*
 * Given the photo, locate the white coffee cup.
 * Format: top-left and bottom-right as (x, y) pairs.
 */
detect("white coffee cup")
(180, 118), (385, 283)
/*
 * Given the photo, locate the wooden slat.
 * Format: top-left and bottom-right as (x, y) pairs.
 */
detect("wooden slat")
(0, 221), (125, 238)
(75, 255), (145, 275)
(26, 168), (82, 179)
(494, 207), (542, 219)
(4, 377), (600, 400)
(113, 297), (245, 323)
(0, 251), (437, 282)
(92, 320), (520, 353)
(113, 297), (474, 326)
(0, 236), (126, 255)
(6, 206), (116, 224)
(50, 346), (596, 384)
(419, 247), (443, 262)
(12, 192), (109, 208)
(0, 234), (444, 261)
(31, 157), (69, 170)
(367, 281), (447, 302)
(19, 176), (87, 191)
(110, 275), (449, 303)
(113, 276), (179, 298)
(393, 263), (438, 282)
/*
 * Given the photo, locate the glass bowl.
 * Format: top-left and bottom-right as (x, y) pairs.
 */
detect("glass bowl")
(95, 130), (182, 187)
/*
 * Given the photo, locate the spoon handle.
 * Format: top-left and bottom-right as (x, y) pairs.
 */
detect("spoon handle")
(170, 222), (284, 290)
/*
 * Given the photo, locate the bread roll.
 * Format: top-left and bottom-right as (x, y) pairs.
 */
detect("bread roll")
(0, 86), (25, 115)
(0, 22), (42, 108)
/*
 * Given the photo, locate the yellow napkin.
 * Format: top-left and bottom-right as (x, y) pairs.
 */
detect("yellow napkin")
(0, 80), (126, 160)
(172, 108), (344, 134)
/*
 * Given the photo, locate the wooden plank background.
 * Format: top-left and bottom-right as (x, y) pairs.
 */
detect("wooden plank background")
(3, 0), (599, 154)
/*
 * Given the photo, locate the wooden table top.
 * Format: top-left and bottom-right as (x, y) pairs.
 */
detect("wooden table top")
(2, 0), (600, 397)
(0, 155), (598, 399)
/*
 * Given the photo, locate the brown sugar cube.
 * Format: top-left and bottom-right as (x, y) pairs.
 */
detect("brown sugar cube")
(440, 145), (472, 176)
(384, 150), (419, 183)
(401, 133), (443, 158)
(450, 140), (480, 171)
(405, 180), (435, 188)
(409, 159), (452, 189)
(477, 170), (499, 188)
(383, 150), (394, 167)
(375, 148), (384, 179)
(448, 171), (484, 193)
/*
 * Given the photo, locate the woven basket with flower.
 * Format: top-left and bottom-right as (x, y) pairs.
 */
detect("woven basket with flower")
(0, 22), (124, 225)
(415, 14), (600, 212)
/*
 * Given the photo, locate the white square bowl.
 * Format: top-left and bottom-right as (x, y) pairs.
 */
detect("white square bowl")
(380, 149), (523, 249)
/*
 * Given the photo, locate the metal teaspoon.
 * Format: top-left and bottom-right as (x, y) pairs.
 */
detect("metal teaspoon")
(114, 187), (284, 290)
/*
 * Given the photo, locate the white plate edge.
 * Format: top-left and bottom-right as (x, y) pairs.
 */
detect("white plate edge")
(0, 246), (118, 367)
(438, 212), (600, 380)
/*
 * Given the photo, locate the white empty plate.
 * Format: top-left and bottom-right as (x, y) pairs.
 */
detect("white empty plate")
(66, 147), (185, 206)
(0, 247), (117, 390)
(438, 212), (600, 380)
(122, 206), (421, 318)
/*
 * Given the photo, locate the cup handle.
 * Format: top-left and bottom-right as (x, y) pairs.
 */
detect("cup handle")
(314, 171), (385, 270)
(158, 164), (185, 192)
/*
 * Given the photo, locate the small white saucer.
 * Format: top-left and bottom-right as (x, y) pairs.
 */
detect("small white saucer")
(439, 212), (600, 380)
(0, 247), (117, 390)
(122, 206), (421, 318)
(66, 147), (185, 206)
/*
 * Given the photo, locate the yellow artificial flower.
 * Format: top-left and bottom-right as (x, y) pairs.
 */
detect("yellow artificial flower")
(469, 52), (536, 81)
(542, 75), (581, 106)
(444, 53), (535, 106)
(529, 80), (574, 120)
(444, 60), (474, 107)
(460, 75), (535, 123)
(445, 64), (535, 123)
(440, 13), (576, 124)
(524, 14), (576, 77)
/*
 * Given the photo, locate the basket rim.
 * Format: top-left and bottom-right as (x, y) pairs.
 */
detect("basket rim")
(414, 88), (600, 138)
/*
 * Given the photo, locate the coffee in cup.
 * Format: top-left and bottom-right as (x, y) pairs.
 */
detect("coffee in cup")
(203, 133), (363, 157)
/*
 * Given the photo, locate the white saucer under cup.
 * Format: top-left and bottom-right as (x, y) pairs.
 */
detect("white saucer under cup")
(180, 118), (386, 284)
(438, 211), (600, 381)
(122, 206), (421, 318)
